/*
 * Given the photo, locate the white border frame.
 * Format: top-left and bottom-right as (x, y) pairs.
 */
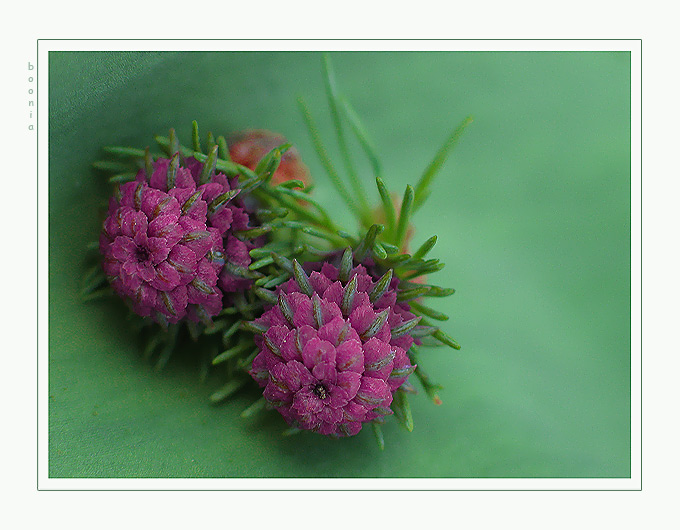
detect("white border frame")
(37, 39), (641, 491)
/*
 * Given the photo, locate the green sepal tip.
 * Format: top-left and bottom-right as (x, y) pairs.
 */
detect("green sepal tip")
(412, 235), (438, 261)
(212, 342), (251, 365)
(394, 185), (415, 248)
(191, 120), (201, 153)
(209, 379), (247, 404)
(371, 422), (385, 450)
(432, 328), (461, 350)
(198, 145), (218, 185)
(241, 397), (267, 419)
(338, 247), (353, 283)
(292, 259), (314, 297)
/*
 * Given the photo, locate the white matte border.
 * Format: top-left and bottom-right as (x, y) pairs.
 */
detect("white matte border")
(37, 39), (641, 491)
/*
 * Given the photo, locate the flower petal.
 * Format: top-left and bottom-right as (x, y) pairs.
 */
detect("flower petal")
(355, 376), (391, 408)
(335, 339), (364, 373)
(282, 360), (314, 393)
(292, 388), (324, 415)
(119, 208), (148, 239)
(312, 362), (337, 385)
(109, 236), (136, 261)
(150, 261), (182, 291)
(336, 371), (361, 399)
(147, 237), (171, 264)
(362, 337), (396, 377)
(301, 337), (336, 370)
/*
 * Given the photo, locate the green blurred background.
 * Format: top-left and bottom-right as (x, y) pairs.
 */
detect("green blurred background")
(48, 51), (631, 478)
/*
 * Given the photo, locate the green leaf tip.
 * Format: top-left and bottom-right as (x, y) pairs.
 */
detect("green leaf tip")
(191, 120), (201, 153)
(394, 185), (415, 248)
(414, 115), (473, 212)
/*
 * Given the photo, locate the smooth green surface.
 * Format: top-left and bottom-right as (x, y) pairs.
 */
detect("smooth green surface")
(49, 51), (631, 478)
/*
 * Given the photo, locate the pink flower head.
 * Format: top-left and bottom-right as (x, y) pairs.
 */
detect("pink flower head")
(135, 156), (262, 294)
(99, 179), (225, 325)
(249, 259), (418, 437)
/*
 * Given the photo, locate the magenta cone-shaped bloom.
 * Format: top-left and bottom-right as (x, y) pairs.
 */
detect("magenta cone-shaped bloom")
(135, 156), (260, 293)
(249, 261), (418, 437)
(99, 180), (226, 325)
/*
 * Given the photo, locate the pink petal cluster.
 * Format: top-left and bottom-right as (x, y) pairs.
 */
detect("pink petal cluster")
(99, 156), (259, 324)
(138, 157), (259, 293)
(249, 261), (418, 437)
(99, 180), (224, 324)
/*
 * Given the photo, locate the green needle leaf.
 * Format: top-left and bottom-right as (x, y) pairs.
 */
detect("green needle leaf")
(396, 286), (430, 302)
(292, 259), (314, 296)
(206, 131), (216, 152)
(241, 397), (267, 419)
(253, 286), (278, 304)
(212, 342), (251, 365)
(255, 143), (291, 181)
(271, 253), (294, 274)
(276, 179), (306, 189)
(423, 286), (456, 298)
(402, 261), (446, 280)
(166, 152), (179, 189)
(339, 94), (383, 180)
(297, 96), (361, 221)
(371, 422), (385, 450)
(199, 145), (218, 184)
(222, 320), (243, 344)
(394, 185), (415, 248)
(278, 294), (296, 327)
(432, 328), (462, 350)
(169, 128), (180, 156)
(322, 54), (372, 226)
(409, 300), (449, 321)
(249, 255), (275, 271)
(262, 273), (291, 290)
(338, 247), (353, 283)
(380, 242), (400, 255)
(209, 379), (247, 404)
(414, 115), (473, 212)
(217, 135), (231, 161)
(341, 275), (358, 316)
(372, 242), (388, 261)
(241, 320), (267, 334)
(192, 120), (201, 153)
(393, 390), (414, 432)
(361, 307), (391, 340)
(412, 235), (437, 261)
(277, 187), (333, 226)
(375, 177), (397, 238)
(414, 364), (444, 405)
(144, 147), (154, 182)
(209, 189), (240, 214)
(355, 224), (384, 263)
(410, 325), (438, 338)
(143, 334), (162, 360)
(103, 146), (147, 158)
(369, 269), (393, 304)
(107, 172), (136, 184)
(391, 316), (422, 338)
